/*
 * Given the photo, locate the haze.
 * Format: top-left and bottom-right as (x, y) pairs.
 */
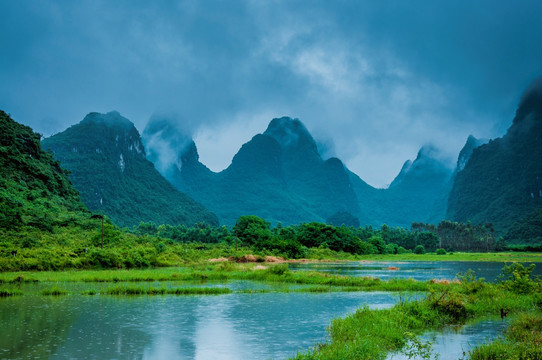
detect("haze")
(1, 1), (542, 187)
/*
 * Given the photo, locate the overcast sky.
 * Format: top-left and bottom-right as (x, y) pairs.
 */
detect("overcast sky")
(1, 1), (542, 187)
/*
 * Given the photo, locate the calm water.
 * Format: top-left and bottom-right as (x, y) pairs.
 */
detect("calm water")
(289, 261), (542, 282)
(3, 260), (529, 359)
(0, 291), (402, 360)
(387, 319), (508, 360)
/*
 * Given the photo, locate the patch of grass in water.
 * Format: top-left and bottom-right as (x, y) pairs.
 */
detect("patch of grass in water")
(468, 312), (542, 359)
(0, 289), (22, 297)
(41, 287), (68, 296)
(103, 285), (232, 296)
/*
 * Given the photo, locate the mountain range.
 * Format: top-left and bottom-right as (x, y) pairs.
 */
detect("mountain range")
(143, 116), (455, 228)
(42, 112), (218, 228)
(10, 77), (540, 245)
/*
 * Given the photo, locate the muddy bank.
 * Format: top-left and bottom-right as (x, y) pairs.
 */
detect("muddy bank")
(208, 255), (336, 264)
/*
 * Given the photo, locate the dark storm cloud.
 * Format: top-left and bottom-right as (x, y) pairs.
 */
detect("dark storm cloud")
(1, 0), (542, 186)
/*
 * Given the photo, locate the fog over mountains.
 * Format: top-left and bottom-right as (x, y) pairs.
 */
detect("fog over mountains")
(33, 77), (542, 242)
(142, 114), (455, 227)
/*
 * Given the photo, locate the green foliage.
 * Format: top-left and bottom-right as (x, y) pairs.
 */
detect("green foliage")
(498, 263), (540, 294)
(326, 211), (360, 227)
(0, 289), (22, 297)
(427, 289), (470, 322)
(266, 264), (290, 276)
(469, 312), (542, 360)
(233, 215), (272, 247)
(41, 111), (218, 228)
(0, 111), (87, 232)
(103, 285), (231, 296)
(414, 245), (426, 254)
(505, 208), (542, 246)
(41, 287), (68, 296)
(435, 248), (446, 255)
(457, 269), (486, 294)
(447, 90), (542, 238)
(412, 220), (496, 252)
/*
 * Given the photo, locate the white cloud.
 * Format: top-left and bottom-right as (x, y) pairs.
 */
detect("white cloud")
(194, 109), (280, 172)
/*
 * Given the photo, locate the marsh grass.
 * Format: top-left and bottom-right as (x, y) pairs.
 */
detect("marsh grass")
(103, 285), (232, 296)
(468, 312), (542, 359)
(41, 287), (68, 296)
(0, 289), (22, 297)
(0, 264), (431, 292)
(291, 265), (542, 360)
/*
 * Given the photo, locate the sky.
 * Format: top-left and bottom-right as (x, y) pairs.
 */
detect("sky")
(1, 1), (542, 187)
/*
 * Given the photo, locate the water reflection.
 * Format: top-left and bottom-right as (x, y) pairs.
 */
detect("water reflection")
(1, 292), (403, 360)
(387, 319), (508, 360)
(289, 261), (542, 282)
(0, 296), (78, 359)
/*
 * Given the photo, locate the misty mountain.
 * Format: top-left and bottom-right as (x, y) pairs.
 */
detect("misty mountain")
(454, 135), (488, 175)
(144, 116), (360, 225)
(346, 146), (453, 228)
(42, 111), (218, 228)
(447, 78), (542, 237)
(144, 116), (453, 227)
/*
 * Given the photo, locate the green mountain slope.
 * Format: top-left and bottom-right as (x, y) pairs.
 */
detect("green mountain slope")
(0, 110), (86, 231)
(42, 111), (218, 228)
(144, 116), (453, 227)
(447, 78), (542, 237)
(145, 117), (360, 226)
(347, 146), (453, 228)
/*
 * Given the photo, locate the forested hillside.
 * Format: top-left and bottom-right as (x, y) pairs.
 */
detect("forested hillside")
(0, 110), (87, 232)
(43, 112), (218, 228)
(447, 79), (542, 238)
(144, 116), (453, 228)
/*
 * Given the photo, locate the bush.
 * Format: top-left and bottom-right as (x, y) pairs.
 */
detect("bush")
(427, 290), (469, 322)
(498, 263), (539, 294)
(435, 248), (446, 255)
(266, 264), (290, 276)
(414, 245), (425, 254)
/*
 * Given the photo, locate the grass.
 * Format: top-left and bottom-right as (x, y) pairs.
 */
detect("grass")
(0, 289), (22, 297)
(292, 289), (541, 359)
(468, 312), (542, 359)
(2, 260), (541, 359)
(0, 263), (432, 293)
(360, 252), (542, 263)
(290, 264), (542, 360)
(41, 287), (68, 296)
(103, 285), (232, 296)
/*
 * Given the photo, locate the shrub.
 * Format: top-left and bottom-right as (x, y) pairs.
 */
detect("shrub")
(498, 263), (539, 294)
(427, 290), (469, 322)
(435, 248), (446, 255)
(457, 269), (485, 294)
(414, 245), (425, 254)
(266, 264), (290, 276)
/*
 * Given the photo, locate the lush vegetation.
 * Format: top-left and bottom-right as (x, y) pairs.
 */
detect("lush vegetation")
(505, 208), (542, 248)
(412, 220), (499, 252)
(293, 263), (542, 360)
(2, 261), (540, 359)
(42, 111), (218, 228)
(0, 110), (87, 232)
(3, 210), (541, 272)
(447, 83), (542, 237)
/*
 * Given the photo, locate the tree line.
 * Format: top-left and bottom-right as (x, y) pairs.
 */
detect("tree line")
(134, 216), (502, 258)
